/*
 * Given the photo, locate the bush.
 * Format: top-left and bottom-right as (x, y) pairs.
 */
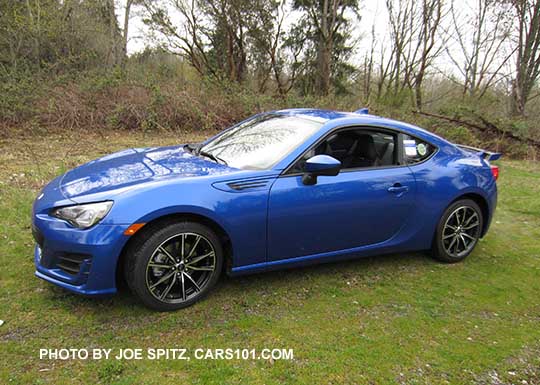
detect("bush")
(0, 57), (538, 159)
(0, 69), (44, 127)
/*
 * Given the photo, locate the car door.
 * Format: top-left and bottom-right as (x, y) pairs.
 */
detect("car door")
(267, 127), (416, 261)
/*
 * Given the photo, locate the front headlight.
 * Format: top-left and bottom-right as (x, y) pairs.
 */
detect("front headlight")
(51, 201), (113, 229)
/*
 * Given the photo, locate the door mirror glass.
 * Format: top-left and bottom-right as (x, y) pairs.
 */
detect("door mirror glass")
(302, 155), (341, 185)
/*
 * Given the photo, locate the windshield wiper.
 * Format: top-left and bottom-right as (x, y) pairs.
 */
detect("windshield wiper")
(198, 150), (228, 165)
(183, 143), (198, 154)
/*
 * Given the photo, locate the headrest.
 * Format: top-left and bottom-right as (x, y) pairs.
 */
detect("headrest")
(355, 134), (377, 160)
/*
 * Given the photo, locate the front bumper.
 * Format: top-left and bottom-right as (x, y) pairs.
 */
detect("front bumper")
(33, 214), (130, 296)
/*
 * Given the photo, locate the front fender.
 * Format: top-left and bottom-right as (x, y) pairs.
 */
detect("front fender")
(104, 178), (271, 269)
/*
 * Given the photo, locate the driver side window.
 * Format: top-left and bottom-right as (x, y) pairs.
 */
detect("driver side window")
(290, 128), (398, 173)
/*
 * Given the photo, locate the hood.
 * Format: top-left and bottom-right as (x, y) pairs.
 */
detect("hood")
(60, 145), (235, 199)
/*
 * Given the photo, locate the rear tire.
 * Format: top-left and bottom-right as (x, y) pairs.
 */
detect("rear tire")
(431, 199), (483, 263)
(124, 221), (223, 311)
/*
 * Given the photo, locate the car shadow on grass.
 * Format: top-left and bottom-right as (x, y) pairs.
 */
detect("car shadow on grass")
(39, 250), (436, 315)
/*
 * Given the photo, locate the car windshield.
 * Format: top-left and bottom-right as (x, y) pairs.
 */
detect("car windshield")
(198, 114), (324, 170)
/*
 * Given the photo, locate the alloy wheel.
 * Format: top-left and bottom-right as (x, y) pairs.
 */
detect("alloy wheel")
(442, 206), (481, 258)
(145, 232), (216, 303)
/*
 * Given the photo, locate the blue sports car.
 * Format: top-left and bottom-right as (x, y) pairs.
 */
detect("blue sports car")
(32, 108), (500, 310)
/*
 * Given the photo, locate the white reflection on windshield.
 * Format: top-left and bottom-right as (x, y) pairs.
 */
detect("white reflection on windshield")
(201, 114), (323, 169)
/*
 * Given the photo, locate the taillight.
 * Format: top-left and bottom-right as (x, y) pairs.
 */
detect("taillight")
(490, 165), (499, 181)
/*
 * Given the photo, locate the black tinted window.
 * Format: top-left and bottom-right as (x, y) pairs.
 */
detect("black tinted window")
(291, 128), (398, 172)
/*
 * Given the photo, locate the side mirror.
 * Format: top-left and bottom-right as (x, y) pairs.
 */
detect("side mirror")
(302, 155), (341, 185)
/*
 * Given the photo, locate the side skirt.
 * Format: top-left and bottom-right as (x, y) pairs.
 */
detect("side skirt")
(228, 242), (418, 277)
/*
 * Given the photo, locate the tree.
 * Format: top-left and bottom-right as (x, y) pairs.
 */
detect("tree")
(445, 0), (513, 98)
(291, 0), (360, 96)
(120, 0), (136, 69)
(384, 0), (444, 109)
(202, 0), (250, 83)
(359, 24), (377, 102)
(246, 0), (299, 95)
(142, 0), (216, 77)
(0, 0), (121, 73)
(510, 0), (540, 116)
(142, 0), (301, 94)
(143, 0), (256, 83)
(412, 0), (444, 108)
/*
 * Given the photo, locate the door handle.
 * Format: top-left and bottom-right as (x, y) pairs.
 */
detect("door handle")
(388, 183), (409, 194)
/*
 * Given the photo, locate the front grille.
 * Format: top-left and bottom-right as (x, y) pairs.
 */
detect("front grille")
(56, 253), (92, 276)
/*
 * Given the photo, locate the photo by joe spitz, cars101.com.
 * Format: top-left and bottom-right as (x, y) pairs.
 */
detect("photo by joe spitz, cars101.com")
(32, 108), (501, 311)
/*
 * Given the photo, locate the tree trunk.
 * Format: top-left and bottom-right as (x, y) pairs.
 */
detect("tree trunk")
(510, 0), (540, 116)
(25, 0), (40, 68)
(315, 0), (331, 96)
(414, 81), (423, 109)
(107, 0), (118, 67)
(317, 38), (332, 95)
(121, 0), (133, 70)
(511, 77), (526, 116)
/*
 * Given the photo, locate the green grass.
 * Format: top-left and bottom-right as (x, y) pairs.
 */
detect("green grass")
(1, 133), (539, 384)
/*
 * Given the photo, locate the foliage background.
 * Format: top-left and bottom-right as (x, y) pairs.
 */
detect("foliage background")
(1, 0), (540, 160)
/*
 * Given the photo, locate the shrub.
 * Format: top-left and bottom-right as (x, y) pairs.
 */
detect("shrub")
(0, 60), (538, 159)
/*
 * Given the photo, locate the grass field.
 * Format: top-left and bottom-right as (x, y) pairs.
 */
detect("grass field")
(1, 132), (539, 384)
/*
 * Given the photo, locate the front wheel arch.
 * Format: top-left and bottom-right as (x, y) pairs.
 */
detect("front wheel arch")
(115, 213), (233, 290)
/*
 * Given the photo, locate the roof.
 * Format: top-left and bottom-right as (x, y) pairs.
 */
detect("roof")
(274, 108), (360, 121)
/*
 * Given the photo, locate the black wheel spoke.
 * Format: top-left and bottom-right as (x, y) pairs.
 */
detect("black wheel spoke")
(463, 221), (479, 230)
(187, 265), (214, 271)
(171, 240), (181, 260)
(181, 272), (186, 301)
(160, 274), (177, 299)
(447, 236), (458, 252)
(183, 272), (201, 292)
(456, 208), (463, 225)
(148, 262), (173, 269)
(146, 232), (216, 304)
(186, 235), (201, 259)
(180, 233), (186, 259)
(158, 246), (176, 264)
(186, 251), (214, 267)
(459, 234), (468, 249)
(463, 212), (477, 227)
(442, 205), (480, 258)
(453, 236), (461, 254)
(463, 232), (475, 239)
(149, 271), (175, 290)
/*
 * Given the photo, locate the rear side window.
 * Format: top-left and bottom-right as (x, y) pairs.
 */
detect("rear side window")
(403, 135), (436, 164)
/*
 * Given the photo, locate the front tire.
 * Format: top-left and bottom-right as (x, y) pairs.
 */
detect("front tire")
(125, 221), (223, 311)
(431, 199), (483, 263)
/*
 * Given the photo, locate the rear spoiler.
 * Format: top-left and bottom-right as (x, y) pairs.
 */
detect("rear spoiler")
(457, 144), (502, 161)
